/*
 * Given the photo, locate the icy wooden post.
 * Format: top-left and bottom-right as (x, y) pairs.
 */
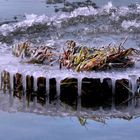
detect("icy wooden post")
(1, 71), (10, 92)
(37, 77), (46, 105)
(101, 78), (112, 108)
(81, 78), (102, 108)
(60, 78), (78, 107)
(49, 78), (57, 103)
(31, 76), (39, 105)
(2, 70), (140, 109)
(115, 79), (130, 106)
(13, 73), (23, 99)
(26, 75), (34, 106)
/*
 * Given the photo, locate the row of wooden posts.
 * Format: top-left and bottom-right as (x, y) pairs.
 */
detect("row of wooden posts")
(0, 70), (140, 108)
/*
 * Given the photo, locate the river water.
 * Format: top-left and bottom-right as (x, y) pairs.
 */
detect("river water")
(0, 0), (140, 139)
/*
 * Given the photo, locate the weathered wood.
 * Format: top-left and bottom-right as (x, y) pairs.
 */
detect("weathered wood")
(115, 79), (130, 106)
(26, 75), (34, 105)
(60, 78), (77, 106)
(1, 71), (10, 92)
(0, 70), (139, 108)
(101, 78), (112, 108)
(49, 78), (57, 103)
(81, 78), (102, 108)
(37, 77), (46, 105)
(13, 73), (23, 99)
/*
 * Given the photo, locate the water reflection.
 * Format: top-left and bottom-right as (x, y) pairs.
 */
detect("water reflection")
(0, 111), (139, 140)
(0, 70), (140, 140)
(0, 70), (140, 124)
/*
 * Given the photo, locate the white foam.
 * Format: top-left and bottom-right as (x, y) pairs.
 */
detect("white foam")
(118, 6), (129, 16)
(102, 1), (114, 13)
(71, 6), (98, 17)
(0, 14), (50, 36)
(1, 2), (138, 36)
(122, 20), (140, 30)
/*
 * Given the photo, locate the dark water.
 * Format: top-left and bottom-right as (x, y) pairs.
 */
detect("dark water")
(0, 0), (140, 139)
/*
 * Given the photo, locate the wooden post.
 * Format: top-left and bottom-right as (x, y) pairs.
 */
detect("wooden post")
(0, 70), (139, 108)
(115, 79), (130, 106)
(60, 78), (77, 107)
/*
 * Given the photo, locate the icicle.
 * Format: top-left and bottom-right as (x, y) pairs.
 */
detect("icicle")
(46, 77), (50, 94)
(128, 78), (131, 89)
(22, 94), (26, 110)
(10, 73), (14, 92)
(112, 78), (116, 95)
(56, 78), (61, 97)
(99, 106), (103, 112)
(22, 74), (26, 93)
(129, 75), (137, 96)
(34, 76), (38, 92)
(76, 77), (83, 111)
(77, 77), (82, 96)
(100, 77), (104, 83)
(128, 79), (132, 107)
(46, 77), (50, 105)
(33, 96), (37, 108)
(0, 70), (2, 89)
(129, 75), (138, 107)
(111, 78), (116, 110)
(32, 72), (39, 92)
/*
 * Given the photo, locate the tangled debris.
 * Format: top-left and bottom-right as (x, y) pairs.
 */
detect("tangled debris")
(12, 42), (57, 64)
(12, 38), (140, 72)
(60, 38), (140, 71)
(77, 112), (133, 126)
